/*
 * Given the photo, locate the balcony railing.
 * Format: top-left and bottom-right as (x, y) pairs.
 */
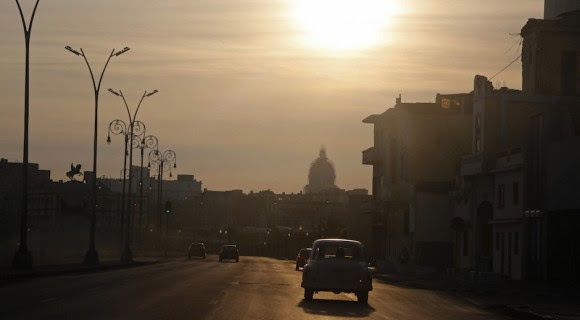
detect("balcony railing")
(460, 153), (485, 176)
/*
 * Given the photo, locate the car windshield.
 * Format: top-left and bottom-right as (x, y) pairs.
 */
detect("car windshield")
(312, 244), (364, 260)
(222, 246), (237, 252)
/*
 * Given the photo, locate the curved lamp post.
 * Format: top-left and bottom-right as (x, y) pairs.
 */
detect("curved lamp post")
(107, 119), (128, 239)
(109, 88), (157, 262)
(12, 0), (40, 269)
(107, 119), (144, 248)
(148, 149), (176, 252)
(65, 45), (129, 266)
(137, 135), (158, 249)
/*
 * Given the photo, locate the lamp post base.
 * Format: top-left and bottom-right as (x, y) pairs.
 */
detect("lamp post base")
(83, 248), (100, 266)
(121, 246), (133, 263)
(12, 249), (33, 269)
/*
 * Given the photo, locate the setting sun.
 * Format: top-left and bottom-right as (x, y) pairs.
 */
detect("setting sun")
(290, 0), (400, 51)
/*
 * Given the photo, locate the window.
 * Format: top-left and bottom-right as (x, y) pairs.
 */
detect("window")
(561, 51), (579, 96)
(513, 182), (519, 205)
(514, 232), (519, 255)
(404, 210), (410, 235)
(463, 231), (469, 256)
(475, 114), (482, 152)
(313, 245), (364, 260)
(497, 184), (505, 209)
(389, 139), (397, 183)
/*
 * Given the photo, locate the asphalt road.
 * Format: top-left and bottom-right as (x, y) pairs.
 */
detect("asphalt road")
(0, 256), (511, 320)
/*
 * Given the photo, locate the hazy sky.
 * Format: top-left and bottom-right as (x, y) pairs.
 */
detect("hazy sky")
(0, 0), (543, 193)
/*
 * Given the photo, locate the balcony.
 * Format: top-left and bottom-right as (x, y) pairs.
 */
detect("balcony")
(362, 147), (381, 165)
(495, 148), (523, 170)
(460, 153), (485, 176)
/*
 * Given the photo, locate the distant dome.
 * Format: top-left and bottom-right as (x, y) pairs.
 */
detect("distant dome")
(304, 148), (337, 194)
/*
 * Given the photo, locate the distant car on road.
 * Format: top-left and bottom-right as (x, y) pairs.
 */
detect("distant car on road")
(219, 244), (239, 262)
(188, 242), (206, 259)
(295, 248), (312, 270)
(301, 239), (372, 303)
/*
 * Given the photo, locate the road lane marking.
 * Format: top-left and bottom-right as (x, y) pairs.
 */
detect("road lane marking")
(343, 293), (357, 301)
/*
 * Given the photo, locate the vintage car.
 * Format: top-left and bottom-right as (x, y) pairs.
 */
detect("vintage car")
(301, 239), (372, 303)
(219, 244), (239, 262)
(188, 242), (206, 259)
(295, 248), (312, 270)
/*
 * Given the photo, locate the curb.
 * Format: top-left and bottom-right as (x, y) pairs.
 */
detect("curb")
(503, 305), (557, 320)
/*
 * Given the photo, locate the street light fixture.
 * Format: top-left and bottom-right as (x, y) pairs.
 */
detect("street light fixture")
(107, 119), (131, 245)
(109, 89), (157, 262)
(138, 134), (158, 249)
(148, 149), (177, 250)
(65, 44), (129, 266)
(12, 0), (40, 270)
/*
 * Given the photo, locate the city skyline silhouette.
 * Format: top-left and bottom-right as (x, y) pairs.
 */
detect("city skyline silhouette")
(0, 0), (544, 193)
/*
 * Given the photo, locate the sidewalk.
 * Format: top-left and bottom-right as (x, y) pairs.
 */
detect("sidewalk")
(372, 270), (580, 320)
(0, 257), (163, 285)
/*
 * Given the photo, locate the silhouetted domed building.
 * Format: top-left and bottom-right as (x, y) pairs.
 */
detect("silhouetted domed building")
(304, 148), (338, 194)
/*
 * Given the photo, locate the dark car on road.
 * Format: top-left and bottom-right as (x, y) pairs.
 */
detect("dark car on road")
(188, 242), (206, 259)
(219, 245), (239, 262)
(295, 248), (312, 270)
(302, 239), (372, 303)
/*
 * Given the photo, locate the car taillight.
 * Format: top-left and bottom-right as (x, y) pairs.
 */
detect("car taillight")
(298, 255), (301, 260)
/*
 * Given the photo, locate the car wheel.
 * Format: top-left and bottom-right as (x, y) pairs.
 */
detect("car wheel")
(304, 289), (314, 301)
(357, 291), (368, 304)
(236, 258), (239, 262)
(295, 264), (299, 271)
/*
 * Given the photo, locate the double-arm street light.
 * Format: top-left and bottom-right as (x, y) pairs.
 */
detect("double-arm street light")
(107, 119), (145, 249)
(109, 88), (158, 262)
(65, 45), (129, 266)
(12, 0), (40, 269)
(148, 149), (177, 250)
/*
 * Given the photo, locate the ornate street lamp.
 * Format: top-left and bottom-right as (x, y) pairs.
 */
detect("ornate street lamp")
(148, 149), (177, 251)
(107, 119), (144, 248)
(137, 134), (158, 249)
(65, 45), (129, 266)
(12, 0), (40, 269)
(108, 89), (157, 262)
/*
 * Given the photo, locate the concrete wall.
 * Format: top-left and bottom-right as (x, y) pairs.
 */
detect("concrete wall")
(414, 191), (454, 269)
(415, 191), (453, 242)
(409, 113), (472, 182)
(521, 16), (580, 96)
(545, 0), (580, 19)
(546, 137), (580, 210)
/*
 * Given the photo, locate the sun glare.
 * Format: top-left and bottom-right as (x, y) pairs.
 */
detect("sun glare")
(290, 0), (400, 52)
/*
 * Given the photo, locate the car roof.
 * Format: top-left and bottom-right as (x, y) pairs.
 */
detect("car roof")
(312, 239), (363, 247)
(222, 244), (237, 247)
(300, 248), (312, 251)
